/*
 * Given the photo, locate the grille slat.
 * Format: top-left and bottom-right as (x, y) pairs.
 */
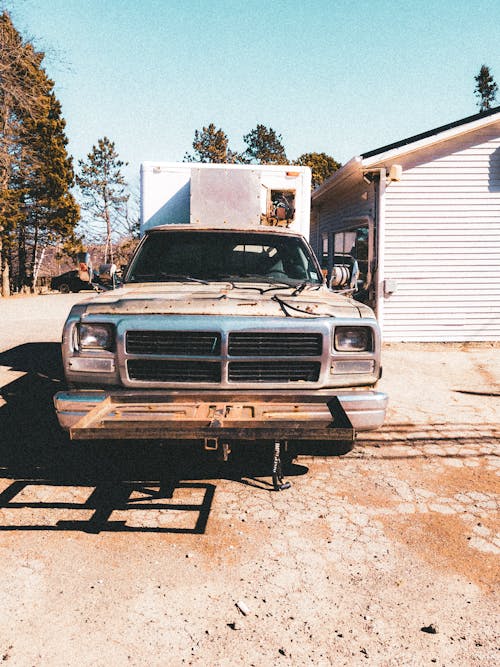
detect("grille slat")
(228, 332), (322, 356)
(128, 360), (221, 383)
(126, 331), (220, 355)
(228, 361), (320, 383)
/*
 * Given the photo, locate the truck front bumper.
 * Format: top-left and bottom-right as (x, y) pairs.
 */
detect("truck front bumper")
(54, 389), (387, 441)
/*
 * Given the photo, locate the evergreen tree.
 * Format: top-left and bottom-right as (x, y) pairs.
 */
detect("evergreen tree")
(0, 10), (78, 294)
(184, 123), (238, 163)
(0, 11), (47, 295)
(77, 137), (129, 264)
(242, 125), (287, 165)
(294, 152), (341, 189)
(474, 65), (498, 112)
(19, 92), (80, 288)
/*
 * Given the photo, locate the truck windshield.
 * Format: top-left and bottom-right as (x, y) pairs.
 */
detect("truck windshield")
(126, 231), (323, 286)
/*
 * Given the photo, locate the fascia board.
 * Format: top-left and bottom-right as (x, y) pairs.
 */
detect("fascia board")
(362, 112), (500, 168)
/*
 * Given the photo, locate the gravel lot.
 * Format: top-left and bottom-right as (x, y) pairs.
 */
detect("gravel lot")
(0, 293), (498, 666)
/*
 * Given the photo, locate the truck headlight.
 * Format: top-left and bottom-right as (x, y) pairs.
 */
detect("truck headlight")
(78, 324), (114, 350)
(334, 326), (372, 352)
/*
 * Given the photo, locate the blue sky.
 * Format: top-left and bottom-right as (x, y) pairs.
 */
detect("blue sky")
(7, 0), (500, 186)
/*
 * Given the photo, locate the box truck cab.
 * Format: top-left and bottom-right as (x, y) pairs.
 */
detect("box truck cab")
(54, 163), (387, 490)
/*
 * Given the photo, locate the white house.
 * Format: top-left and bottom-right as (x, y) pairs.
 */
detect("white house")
(311, 106), (500, 342)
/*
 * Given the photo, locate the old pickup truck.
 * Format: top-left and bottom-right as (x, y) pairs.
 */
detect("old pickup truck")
(54, 164), (387, 489)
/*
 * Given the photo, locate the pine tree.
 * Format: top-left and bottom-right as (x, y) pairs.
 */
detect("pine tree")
(242, 125), (288, 165)
(184, 124), (235, 163)
(474, 65), (498, 112)
(0, 11), (48, 295)
(77, 137), (129, 264)
(19, 92), (80, 288)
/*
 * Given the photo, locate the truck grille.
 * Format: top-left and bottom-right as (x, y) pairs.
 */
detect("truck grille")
(126, 331), (221, 355)
(228, 361), (320, 383)
(228, 332), (322, 356)
(127, 359), (221, 383)
(124, 329), (323, 385)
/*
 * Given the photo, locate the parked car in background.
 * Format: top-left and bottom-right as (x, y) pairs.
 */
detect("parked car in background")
(51, 268), (121, 293)
(50, 270), (95, 293)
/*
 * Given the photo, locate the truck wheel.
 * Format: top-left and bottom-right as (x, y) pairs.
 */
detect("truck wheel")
(59, 283), (70, 293)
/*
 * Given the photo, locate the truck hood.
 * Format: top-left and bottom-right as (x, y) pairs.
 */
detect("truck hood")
(79, 282), (374, 319)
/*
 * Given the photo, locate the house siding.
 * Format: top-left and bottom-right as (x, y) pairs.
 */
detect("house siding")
(380, 122), (500, 341)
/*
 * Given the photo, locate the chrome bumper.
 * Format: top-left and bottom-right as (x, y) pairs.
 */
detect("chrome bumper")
(54, 389), (387, 440)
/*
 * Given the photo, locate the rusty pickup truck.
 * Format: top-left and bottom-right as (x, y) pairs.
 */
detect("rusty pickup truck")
(54, 164), (387, 489)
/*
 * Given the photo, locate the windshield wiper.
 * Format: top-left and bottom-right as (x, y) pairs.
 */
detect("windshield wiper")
(291, 281), (321, 296)
(201, 274), (296, 293)
(157, 273), (209, 284)
(261, 282), (297, 293)
(129, 272), (209, 284)
(225, 275), (298, 293)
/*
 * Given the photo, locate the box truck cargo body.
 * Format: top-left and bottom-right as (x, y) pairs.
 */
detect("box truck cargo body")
(140, 162), (312, 237)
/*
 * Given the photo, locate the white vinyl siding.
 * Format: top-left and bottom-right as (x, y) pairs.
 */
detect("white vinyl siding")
(381, 123), (500, 341)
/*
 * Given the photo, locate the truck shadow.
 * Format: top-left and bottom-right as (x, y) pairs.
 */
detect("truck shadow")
(0, 342), (314, 533)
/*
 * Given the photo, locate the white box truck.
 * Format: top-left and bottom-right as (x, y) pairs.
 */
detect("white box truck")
(140, 162), (312, 236)
(54, 162), (387, 489)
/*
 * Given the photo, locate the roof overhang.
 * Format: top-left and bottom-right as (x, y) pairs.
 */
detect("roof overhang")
(363, 108), (500, 167)
(312, 107), (500, 200)
(312, 156), (363, 203)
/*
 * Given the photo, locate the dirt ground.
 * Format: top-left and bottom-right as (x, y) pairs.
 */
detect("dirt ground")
(0, 293), (498, 666)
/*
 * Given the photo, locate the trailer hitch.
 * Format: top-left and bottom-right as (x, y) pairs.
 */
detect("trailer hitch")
(272, 440), (291, 491)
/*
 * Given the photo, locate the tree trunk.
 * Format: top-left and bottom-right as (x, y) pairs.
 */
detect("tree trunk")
(1, 251), (10, 297)
(18, 223), (27, 290)
(0, 108), (10, 297)
(0, 237), (3, 297)
(32, 246), (45, 289)
(29, 220), (40, 289)
(103, 193), (113, 265)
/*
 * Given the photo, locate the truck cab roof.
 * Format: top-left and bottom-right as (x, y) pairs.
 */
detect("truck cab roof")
(144, 224), (305, 238)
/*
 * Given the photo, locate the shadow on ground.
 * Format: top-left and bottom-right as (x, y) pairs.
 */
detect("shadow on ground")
(0, 343), (345, 533)
(1, 343), (497, 532)
(0, 342), (317, 483)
